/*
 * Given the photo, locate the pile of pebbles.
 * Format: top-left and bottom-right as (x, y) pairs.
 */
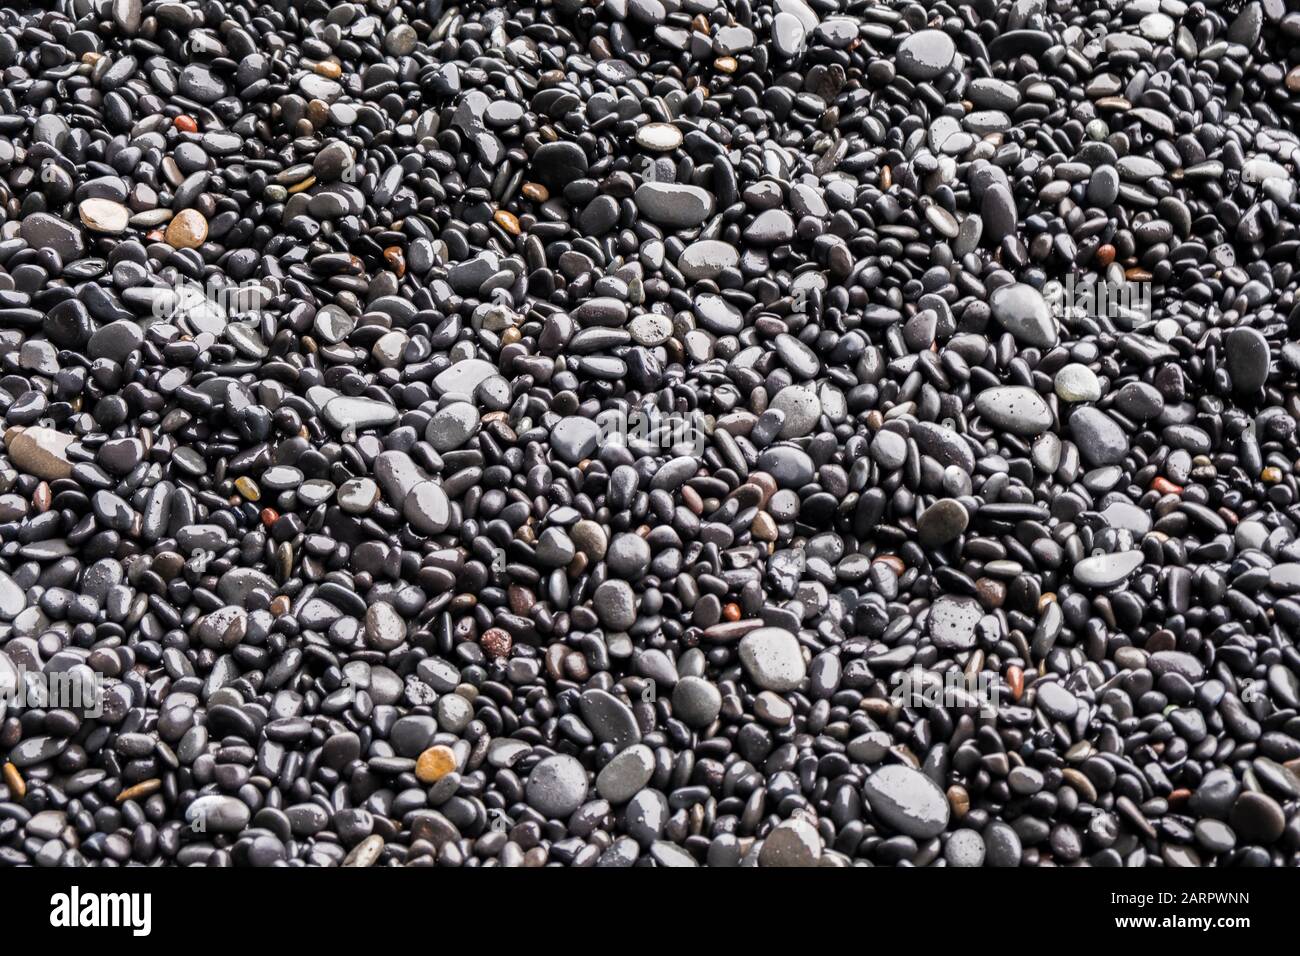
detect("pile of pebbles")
(1, 0), (1299, 868)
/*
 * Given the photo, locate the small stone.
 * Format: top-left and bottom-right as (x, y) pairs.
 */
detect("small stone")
(78, 198), (130, 234)
(1054, 363), (1101, 402)
(415, 745), (457, 784)
(738, 627), (806, 692)
(526, 754), (589, 818)
(862, 764), (951, 839)
(165, 209), (208, 249)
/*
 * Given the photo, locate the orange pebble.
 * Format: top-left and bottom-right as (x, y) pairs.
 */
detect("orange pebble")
(1151, 477), (1183, 496)
(260, 508), (279, 527)
(1007, 665), (1024, 702)
(175, 115), (198, 133)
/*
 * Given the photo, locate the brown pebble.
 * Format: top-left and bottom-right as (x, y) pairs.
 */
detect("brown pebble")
(415, 745), (457, 784)
(3, 763), (25, 799)
(481, 627), (513, 659)
(174, 114), (198, 133)
(494, 209), (521, 235)
(117, 778), (161, 803)
(1095, 243), (1115, 266)
(1007, 665), (1024, 701)
(521, 182), (549, 202)
(947, 784), (970, 818)
(165, 208), (208, 249)
(383, 246), (406, 277)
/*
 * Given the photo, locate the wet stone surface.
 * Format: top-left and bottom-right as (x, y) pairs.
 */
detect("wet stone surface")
(0, 0), (1297, 871)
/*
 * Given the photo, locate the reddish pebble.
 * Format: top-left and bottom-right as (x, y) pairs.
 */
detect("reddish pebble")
(175, 115), (198, 133)
(1151, 477), (1183, 495)
(260, 508), (279, 527)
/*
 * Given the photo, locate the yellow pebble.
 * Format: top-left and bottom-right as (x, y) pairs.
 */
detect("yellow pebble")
(235, 476), (260, 501)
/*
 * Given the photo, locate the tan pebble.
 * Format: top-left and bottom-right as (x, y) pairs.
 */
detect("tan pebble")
(415, 745), (457, 784)
(165, 208), (208, 249)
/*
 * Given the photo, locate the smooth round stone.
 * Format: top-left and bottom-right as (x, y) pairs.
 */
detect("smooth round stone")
(945, 829), (986, 867)
(365, 602), (407, 651)
(635, 123), (683, 151)
(595, 744), (655, 803)
(975, 385), (1052, 436)
(79, 198), (129, 233)
(870, 429), (907, 469)
(20, 212), (84, 260)
(756, 445), (814, 487)
(1139, 12), (1175, 41)
(738, 627), (806, 692)
(1068, 406), (1129, 466)
(550, 416), (601, 464)
(403, 481), (450, 534)
(769, 385), (821, 438)
(629, 313), (673, 346)
(917, 498), (968, 547)
(593, 579), (636, 630)
(337, 478), (379, 514)
(671, 676), (722, 727)
(634, 182), (715, 228)
(415, 745), (456, 784)
(990, 283), (1056, 347)
(532, 141), (589, 188)
(758, 815), (822, 866)
(1229, 791), (1285, 843)
(927, 594), (980, 650)
(578, 689), (641, 748)
(165, 209), (208, 249)
(1035, 682), (1079, 721)
(606, 532), (651, 578)
(526, 755), (589, 819)
(861, 764), (950, 839)
(896, 29), (956, 80)
(744, 209), (795, 245)
(427, 402), (480, 451)
(186, 795), (251, 833)
(771, 13), (807, 58)
(678, 240), (739, 280)
(434, 358), (497, 395)
(1225, 327), (1270, 393)
(1054, 363), (1101, 402)
(1073, 550), (1144, 588)
(87, 320), (144, 364)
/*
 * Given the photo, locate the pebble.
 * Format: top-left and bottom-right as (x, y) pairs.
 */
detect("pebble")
(0, 0), (1293, 874)
(862, 765), (951, 839)
(526, 755), (589, 819)
(738, 627), (806, 692)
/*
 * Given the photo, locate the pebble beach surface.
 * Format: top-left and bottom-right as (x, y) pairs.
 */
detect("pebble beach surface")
(0, 0), (1299, 868)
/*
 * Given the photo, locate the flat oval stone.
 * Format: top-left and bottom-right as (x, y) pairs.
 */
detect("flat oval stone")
(1073, 550), (1144, 588)
(975, 386), (1053, 436)
(738, 627), (806, 691)
(1225, 327), (1270, 393)
(896, 30), (956, 81)
(927, 594), (981, 650)
(990, 283), (1056, 347)
(861, 764), (951, 839)
(526, 754), (589, 818)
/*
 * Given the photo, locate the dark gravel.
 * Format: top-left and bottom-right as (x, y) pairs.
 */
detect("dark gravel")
(1, 0), (1299, 868)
